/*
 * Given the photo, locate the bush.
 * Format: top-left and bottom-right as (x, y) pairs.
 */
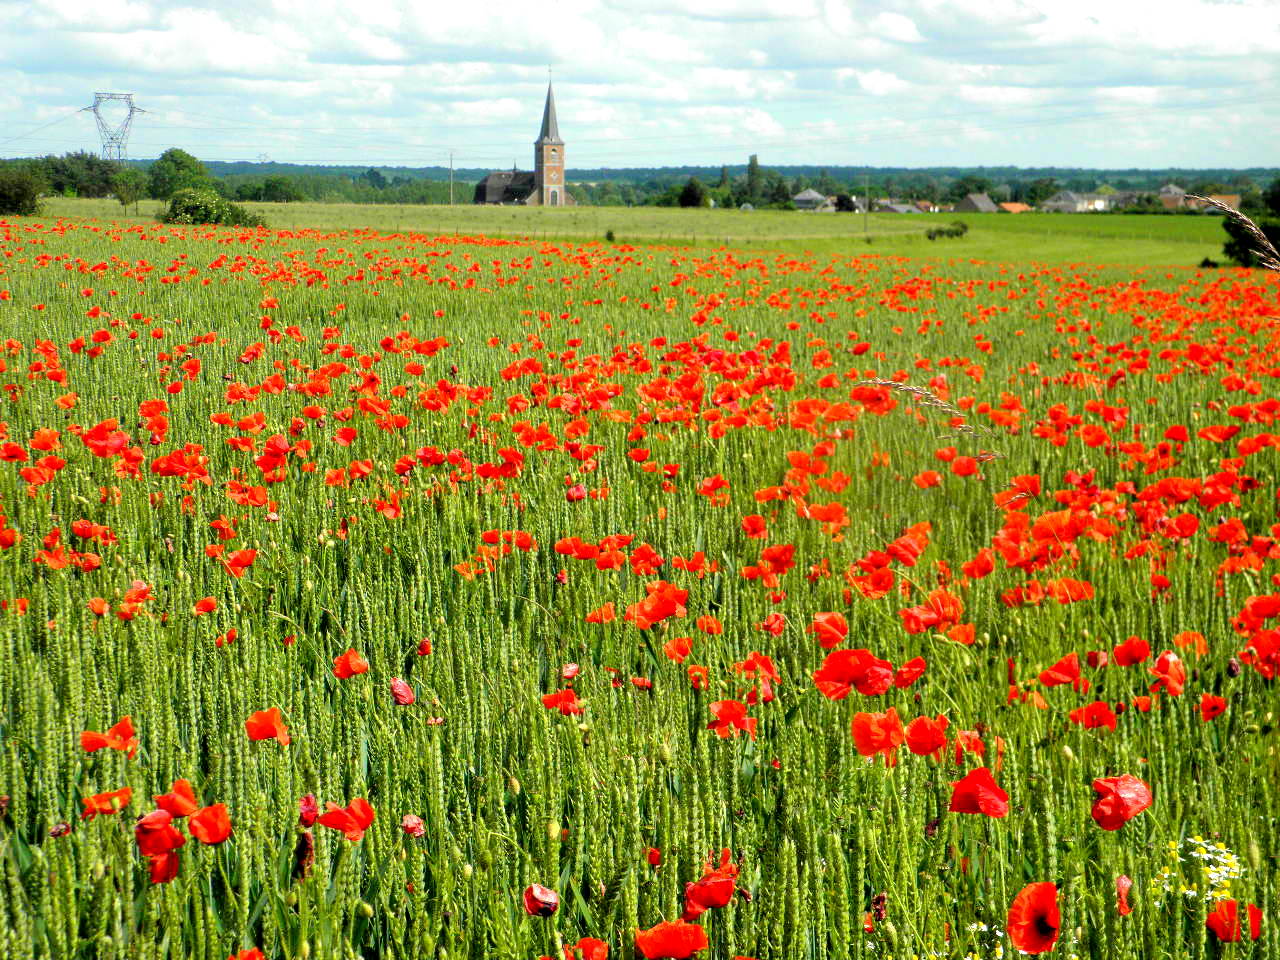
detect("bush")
(0, 168), (42, 216)
(1221, 214), (1280, 268)
(162, 188), (265, 227)
(926, 220), (969, 241)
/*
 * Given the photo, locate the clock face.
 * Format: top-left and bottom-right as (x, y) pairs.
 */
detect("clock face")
(548, 170), (558, 182)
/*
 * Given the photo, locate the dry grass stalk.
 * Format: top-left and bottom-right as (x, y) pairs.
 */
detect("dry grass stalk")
(853, 377), (1005, 461)
(1186, 194), (1280, 273)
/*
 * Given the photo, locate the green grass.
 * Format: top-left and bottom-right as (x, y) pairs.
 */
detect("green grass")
(0, 211), (1276, 960)
(37, 197), (1234, 267)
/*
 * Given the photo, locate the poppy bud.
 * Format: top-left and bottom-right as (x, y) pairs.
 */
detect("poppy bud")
(390, 678), (415, 705)
(401, 814), (425, 838)
(1228, 657), (1242, 677)
(293, 830), (315, 881)
(522, 883), (559, 917)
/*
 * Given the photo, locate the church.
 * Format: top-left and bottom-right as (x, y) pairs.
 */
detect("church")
(473, 82), (574, 206)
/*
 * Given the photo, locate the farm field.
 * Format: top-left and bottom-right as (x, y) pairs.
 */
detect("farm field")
(39, 197), (1230, 267)
(0, 210), (1278, 960)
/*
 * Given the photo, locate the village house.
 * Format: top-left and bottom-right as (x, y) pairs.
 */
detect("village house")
(953, 193), (999, 213)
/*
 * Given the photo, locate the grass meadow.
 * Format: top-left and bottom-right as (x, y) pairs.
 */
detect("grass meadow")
(0, 207), (1277, 960)
(39, 197), (1230, 267)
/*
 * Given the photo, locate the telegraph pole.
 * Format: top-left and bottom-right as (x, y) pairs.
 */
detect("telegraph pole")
(863, 173), (869, 236)
(449, 151), (454, 206)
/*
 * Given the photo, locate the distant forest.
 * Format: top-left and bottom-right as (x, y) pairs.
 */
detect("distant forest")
(6, 150), (1279, 209)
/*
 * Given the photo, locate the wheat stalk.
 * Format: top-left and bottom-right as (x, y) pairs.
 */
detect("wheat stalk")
(853, 377), (1005, 460)
(1186, 194), (1280, 273)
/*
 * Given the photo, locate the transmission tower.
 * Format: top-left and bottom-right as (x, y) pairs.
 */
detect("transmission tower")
(86, 93), (144, 161)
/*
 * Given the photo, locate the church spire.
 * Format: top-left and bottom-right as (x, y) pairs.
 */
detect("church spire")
(536, 81), (562, 145)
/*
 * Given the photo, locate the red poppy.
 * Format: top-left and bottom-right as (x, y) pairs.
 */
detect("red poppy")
(1206, 900), (1262, 942)
(523, 883), (559, 917)
(244, 707), (290, 745)
(740, 514), (767, 539)
(541, 688), (584, 715)
(1115, 875), (1133, 916)
(1111, 635), (1150, 666)
(904, 714), (948, 761)
(1199, 693), (1227, 721)
(1149, 650), (1186, 696)
(81, 715), (139, 760)
(663, 635), (692, 663)
(155, 779), (199, 818)
(813, 648), (894, 699)
(893, 656), (926, 688)
(707, 700), (757, 739)
(1068, 701), (1118, 731)
(81, 787), (132, 820)
(948, 767), (1009, 818)
(229, 951), (266, 960)
(1090, 775), (1152, 830)
(135, 809), (186, 857)
(390, 677), (416, 705)
(318, 797), (375, 841)
(807, 611), (848, 649)
(634, 919), (709, 959)
(852, 707), (905, 766)
(1007, 881), (1059, 954)
(190, 803), (233, 844)
(333, 648), (369, 679)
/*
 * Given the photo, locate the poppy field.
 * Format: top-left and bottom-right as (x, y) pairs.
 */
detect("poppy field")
(0, 214), (1278, 960)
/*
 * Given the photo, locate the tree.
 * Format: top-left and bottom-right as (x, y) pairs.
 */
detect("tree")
(259, 176), (303, 202)
(0, 168), (41, 216)
(162, 187), (265, 227)
(945, 175), (992, 203)
(112, 168), (148, 213)
(149, 149), (211, 199)
(834, 194), (857, 213)
(678, 177), (709, 208)
(42, 151), (117, 198)
(1019, 178), (1059, 207)
(1222, 213), (1280, 269)
(746, 155), (762, 202)
(362, 168), (387, 190)
(1264, 178), (1280, 216)
(717, 166), (730, 189)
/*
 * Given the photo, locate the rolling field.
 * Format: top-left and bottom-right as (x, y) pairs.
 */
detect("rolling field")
(0, 209), (1278, 960)
(38, 197), (1231, 267)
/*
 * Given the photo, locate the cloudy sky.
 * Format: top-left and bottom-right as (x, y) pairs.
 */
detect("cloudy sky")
(2, 0), (1277, 171)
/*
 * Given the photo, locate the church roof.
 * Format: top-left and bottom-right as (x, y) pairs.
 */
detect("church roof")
(536, 82), (563, 145)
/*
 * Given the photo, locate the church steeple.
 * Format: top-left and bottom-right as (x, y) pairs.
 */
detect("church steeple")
(533, 80), (565, 206)
(536, 82), (562, 146)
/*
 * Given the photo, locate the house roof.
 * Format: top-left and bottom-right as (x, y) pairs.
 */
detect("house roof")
(475, 170), (536, 204)
(793, 188), (826, 202)
(536, 82), (563, 146)
(999, 202), (1032, 213)
(959, 193), (999, 212)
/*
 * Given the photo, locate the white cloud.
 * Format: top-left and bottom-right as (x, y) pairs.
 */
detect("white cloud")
(0, 0), (1275, 168)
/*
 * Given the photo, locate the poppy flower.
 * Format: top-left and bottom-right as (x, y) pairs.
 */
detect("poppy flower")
(1111, 635), (1150, 666)
(1149, 650), (1186, 696)
(390, 677), (416, 705)
(562, 938), (609, 960)
(229, 951), (266, 960)
(1090, 775), (1151, 831)
(333, 648), (369, 679)
(523, 883), (559, 916)
(1007, 881), (1059, 954)
(707, 700), (757, 739)
(80, 715), (139, 760)
(905, 714), (949, 761)
(807, 611), (848, 649)
(1115, 875), (1133, 916)
(244, 707), (290, 745)
(634, 919), (709, 959)
(1206, 900), (1262, 942)
(318, 797), (375, 841)
(81, 787), (132, 820)
(541, 688), (584, 715)
(893, 656), (926, 688)
(662, 635), (692, 663)
(1199, 693), (1227, 721)
(813, 648), (894, 699)
(135, 809), (186, 858)
(402, 814), (426, 838)
(155, 779), (199, 818)
(1068, 701), (1118, 731)
(193, 597), (217, 615)
(852, 707), (905, 767)
(190, 803), (233, 844)
(948, 767), (1009, 818)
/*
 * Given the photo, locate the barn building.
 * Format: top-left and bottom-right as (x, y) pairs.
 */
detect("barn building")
(474, 82), (574, 206)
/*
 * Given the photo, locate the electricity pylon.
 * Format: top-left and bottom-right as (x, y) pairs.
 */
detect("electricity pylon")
(85, 93), (144, 161)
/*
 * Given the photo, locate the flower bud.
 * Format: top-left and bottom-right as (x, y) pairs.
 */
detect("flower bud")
(522, 883), (559, 917)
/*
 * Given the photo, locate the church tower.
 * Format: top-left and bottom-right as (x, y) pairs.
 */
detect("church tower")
(533, 81), (565, 206)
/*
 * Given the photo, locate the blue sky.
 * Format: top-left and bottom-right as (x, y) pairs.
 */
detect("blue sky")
(2, 0), (1277, 170)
